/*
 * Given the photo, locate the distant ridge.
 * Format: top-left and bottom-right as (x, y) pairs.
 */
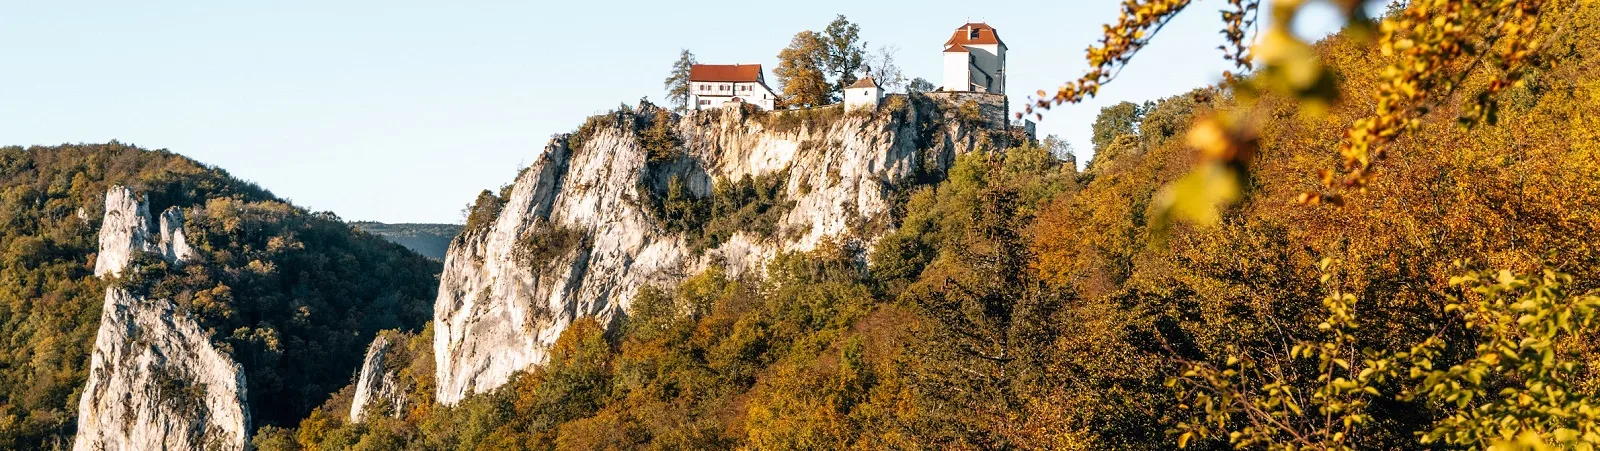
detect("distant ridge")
(351, 222), (462, 260)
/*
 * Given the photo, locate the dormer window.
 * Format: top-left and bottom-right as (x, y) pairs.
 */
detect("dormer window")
(969, 28), (980, 39)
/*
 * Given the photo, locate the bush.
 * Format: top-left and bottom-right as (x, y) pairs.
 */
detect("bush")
(638, 109), (684, 164)
(514, 224), (589, 268)
(461, 186), (510, 234)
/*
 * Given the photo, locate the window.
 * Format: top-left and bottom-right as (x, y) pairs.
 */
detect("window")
(969, 28), (979, 39)
(699, 100), (710, 105)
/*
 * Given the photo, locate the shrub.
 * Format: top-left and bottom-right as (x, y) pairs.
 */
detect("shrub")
(641, 171), (795, 253)
(461, 188), (506, 234)
(638, 109), (684, 164)
(514, 224), (589, 268)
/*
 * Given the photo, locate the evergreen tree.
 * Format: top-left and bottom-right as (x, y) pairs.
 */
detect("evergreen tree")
(663, 49), (696, 113)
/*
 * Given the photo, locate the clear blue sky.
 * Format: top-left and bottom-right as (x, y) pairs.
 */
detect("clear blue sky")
(0, 1), (1354, 224)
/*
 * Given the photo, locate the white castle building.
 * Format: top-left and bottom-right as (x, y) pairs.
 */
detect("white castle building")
(942, 22), (1007, 93)
(688, 64), (778, 111)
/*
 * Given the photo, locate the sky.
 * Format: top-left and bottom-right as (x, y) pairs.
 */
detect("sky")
(0, 1), (1356, 224)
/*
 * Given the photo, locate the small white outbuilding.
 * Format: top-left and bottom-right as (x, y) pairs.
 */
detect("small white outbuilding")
(844, 75), (883, 111)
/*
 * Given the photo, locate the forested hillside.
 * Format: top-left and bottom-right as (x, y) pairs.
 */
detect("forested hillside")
(272, 2), (1600, 449)
(0, 143), (440, 449)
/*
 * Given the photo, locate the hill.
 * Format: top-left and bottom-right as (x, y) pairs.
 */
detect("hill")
(0, 143), (440, 449)
(349, 222), (462, 260)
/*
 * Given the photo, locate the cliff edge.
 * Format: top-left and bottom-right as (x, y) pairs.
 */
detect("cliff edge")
(426, 94), (1011, 405)
(73, 187), (249, 451)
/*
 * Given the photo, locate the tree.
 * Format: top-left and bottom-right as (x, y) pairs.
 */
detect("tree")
(1023, 0), (1579, 227)
(822, 15), (866, 101)
(1041, 135), (1076, 168)
(1089, 101), (1142, 154)
(775, 31), (831, 108)
(1171, 264), (1600, 450)
(863, 45), (905, 93)
(907, 77), (935, 94)
(663, 49), (696, 113)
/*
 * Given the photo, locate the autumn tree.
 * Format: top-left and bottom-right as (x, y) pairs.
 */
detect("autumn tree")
(775, 31), (831, 108)
(663, 49), (696, 112)
(1025, 0), (1581, 226)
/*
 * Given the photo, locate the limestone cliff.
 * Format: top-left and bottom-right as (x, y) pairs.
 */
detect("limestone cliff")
(348, 335), (406, 422)
(428, 94), (1012, 405)
(74, 187), (249, 451)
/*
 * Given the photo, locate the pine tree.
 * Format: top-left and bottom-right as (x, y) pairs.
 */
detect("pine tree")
(663, 49), (696, 113)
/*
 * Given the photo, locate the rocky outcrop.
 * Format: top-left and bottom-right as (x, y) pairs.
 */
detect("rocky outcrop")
(349, 335), (406, 422)
(157, 206), (196, 263)
(432, 95), (1006, 405)
(93, 187), (194, 277)
(74, 186), (249, 451)
(93, 187), (154, 278)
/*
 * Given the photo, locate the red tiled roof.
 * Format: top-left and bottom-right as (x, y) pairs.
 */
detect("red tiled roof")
(942, 43), (968, 53)
(944, 22), (1005, 47)
(689, 64), (764, 82)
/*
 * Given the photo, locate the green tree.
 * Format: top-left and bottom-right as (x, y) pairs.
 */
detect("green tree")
(1089, 101), (1143, 156)
(1042, 134), (1076, 168)
(907, 77), (935, 94)
(822, 15), (866, 100)
(663, 49), (696, 113)
(775, 31), (831, 107)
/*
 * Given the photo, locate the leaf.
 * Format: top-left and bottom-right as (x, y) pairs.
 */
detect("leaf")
(1152, 162), (1244, 231)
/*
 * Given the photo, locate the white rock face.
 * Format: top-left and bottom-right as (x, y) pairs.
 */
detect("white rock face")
(349, 335), (406, 422)
(158, 206), (196, 263)
(73, 289), (251, 451)
(74, 186), (249, 451)
(93, 189), (195, 277)
(93, 187), (154, 278)
(432, 97), (1004, 405)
